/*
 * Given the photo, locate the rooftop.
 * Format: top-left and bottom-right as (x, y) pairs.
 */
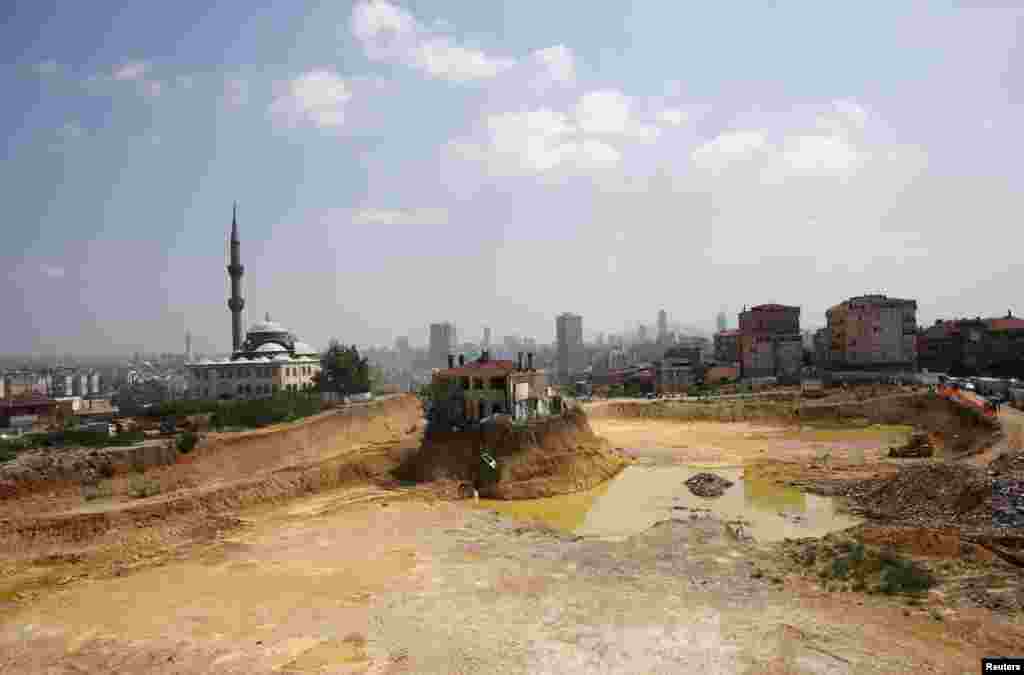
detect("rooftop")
(748, 304), (800, 312)
(438, 359), (517, 376)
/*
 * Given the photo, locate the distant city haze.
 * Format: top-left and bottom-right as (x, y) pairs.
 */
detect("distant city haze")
(3, 2), (1022, 356)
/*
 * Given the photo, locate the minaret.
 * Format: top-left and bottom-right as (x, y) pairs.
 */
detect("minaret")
(227, 203), (245, 353)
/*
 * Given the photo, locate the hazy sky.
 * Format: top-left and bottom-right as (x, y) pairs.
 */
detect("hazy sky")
(3, 1), (1022, 356)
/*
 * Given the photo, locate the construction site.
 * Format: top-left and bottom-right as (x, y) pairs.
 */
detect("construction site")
(0, 385), (1022, 673)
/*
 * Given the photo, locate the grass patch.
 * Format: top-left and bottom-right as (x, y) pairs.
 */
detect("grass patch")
(128, 474), (161, 499)
(816, 540), (935, 597)
(1, 429), (146, 459)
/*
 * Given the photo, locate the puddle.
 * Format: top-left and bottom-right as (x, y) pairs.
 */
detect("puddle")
(477, 463), (860, 543)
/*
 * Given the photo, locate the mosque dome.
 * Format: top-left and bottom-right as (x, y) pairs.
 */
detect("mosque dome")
(249, 319), (287, 334)
(255, 342), (288, 353)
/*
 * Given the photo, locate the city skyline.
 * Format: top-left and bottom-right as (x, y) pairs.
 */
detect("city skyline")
(4, 2), (1022, 355)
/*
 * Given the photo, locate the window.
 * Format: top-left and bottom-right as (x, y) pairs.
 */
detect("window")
(237, 384), (244, 394)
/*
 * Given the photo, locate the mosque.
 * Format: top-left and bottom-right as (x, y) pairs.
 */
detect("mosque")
(185, 206), (321, 400)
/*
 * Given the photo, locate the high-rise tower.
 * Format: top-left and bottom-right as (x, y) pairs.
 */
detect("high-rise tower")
(227, 203), (245, 352)
(185, 331), (193, 363)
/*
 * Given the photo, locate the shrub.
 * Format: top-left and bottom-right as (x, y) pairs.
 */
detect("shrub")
(128, 474), (161, 499)
(878, 553), (935, 595)
(176, 431), (198, 454)
(82, 481), (113, 502)
(830, 557), (851, 579)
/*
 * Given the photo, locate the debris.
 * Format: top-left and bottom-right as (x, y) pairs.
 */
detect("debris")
(889, 431), (934, 458)
(684, 472), (734, 498)
(857, 463), (991, 527)
(992, 479), (1024, 529)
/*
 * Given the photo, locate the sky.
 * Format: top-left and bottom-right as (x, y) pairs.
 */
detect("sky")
(2, 1), (1022, 356)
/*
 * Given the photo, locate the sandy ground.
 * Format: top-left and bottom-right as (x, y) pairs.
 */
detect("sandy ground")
(0, 399), (1020, 673)
(589, 417), (912, 468)
(2, 482), (1022, 674)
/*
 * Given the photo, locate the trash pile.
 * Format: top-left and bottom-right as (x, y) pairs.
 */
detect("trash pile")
(992, 479), (1024, 529)
(888, 431), (934, 458)
(684, 472), (734, 498)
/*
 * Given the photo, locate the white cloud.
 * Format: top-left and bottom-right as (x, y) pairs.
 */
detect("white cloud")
(113, 61), (150, 81)
(691, 131), (769, 174)
(412, 38), (515, 82)
(33, 60), (59, 76)
(351, 207), (450, 226)
(656, 108), (689, 126)
(269, 70), (351, 129)
(41, 265), (66, 279)
(450, 89), (660, 176)
(454, 108), (622, 174)
(780, 135), (862, 174)
(574, 90), (658, 139)
(350, 1), (514, 82)
(533, 45), (575, 84)
(350, 0), (417, 50)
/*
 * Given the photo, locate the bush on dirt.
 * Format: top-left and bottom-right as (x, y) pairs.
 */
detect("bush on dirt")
(878, 550), (935, 595)
(129, 473), (161, 499)
(82, 480), (114, 502)
(206, 393), (325, 431)
(813, 539), (935, 597)
(176, 431), (199, 453)
(1, 429), (145, 459)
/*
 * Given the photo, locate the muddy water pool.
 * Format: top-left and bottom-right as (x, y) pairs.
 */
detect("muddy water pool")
(477, 460), (861, 543)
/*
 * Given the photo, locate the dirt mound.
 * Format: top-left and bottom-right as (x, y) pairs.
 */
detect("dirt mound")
(0, 396), (422, 517)
(0, 443), (179, 500)
(860, 463), (991, 528)
(684, 472), (734, 498)
(0, 447), (409, 549)
(396, 409), (628, 500)
(888, 431), (934, 458)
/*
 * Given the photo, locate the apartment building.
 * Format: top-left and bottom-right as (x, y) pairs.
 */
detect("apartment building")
(737, 304), (802, 381)
(918, 311), (1024, 377)
(825, 294), (917, 370)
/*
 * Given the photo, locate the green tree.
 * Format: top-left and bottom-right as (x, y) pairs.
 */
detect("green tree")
(316, 340), (371, 395)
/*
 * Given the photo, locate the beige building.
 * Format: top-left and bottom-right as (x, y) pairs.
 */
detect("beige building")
(187, 317), (320, 400)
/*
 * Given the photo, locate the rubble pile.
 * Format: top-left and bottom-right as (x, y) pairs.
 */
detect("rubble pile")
(859, 464), (991, 528)
(992, 479), (1024, 529)
(684, 472), (734, 498)
(888, 431), (934, 458)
